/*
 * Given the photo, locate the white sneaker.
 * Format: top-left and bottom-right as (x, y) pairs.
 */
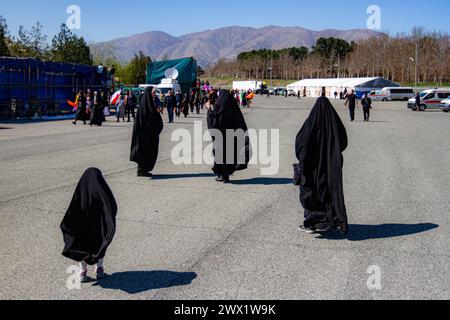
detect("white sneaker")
(299, 225), (316, 234)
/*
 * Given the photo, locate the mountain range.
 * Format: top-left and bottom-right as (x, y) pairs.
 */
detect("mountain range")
(89, 26), (378, 67)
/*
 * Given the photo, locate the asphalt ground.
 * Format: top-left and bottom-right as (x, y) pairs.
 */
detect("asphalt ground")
(0, 96), (448, 300)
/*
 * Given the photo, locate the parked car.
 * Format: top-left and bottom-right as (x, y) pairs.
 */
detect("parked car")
(408, 89), (450, 111)
(439, 96), (450, 113)
(368, 90), (391, 102)
(273, 87), (286, 96)
(382, 87), (415, 101)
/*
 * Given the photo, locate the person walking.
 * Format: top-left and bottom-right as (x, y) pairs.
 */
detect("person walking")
(165, 90), (177, 123)
(175, 91), (182, 117)
(130, 86), (164, 178)
(296, 93), (349, 235)
(189, 90), (196, 113)
(361, 93), (373, 122)
(415, 92), (421, 112)
(115, 94), (126, 123)
(125, 91), (135, 122)
(152, 89), (162, 111)
(60, 168), (117, 283)
(194, 90), (201, 114)
(73, 91), (87, 125)
(90, 91), (104, 127)
(181, 93), (189, 118)
(206, 90), (251, 183)
(345, 90), (358, 122)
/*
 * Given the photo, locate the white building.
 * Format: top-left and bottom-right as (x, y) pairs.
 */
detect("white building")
(287, 77), (400, 98)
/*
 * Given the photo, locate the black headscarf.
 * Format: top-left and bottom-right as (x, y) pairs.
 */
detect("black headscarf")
(295, 96), (349, 234)
(130, 86), (164, 171)
(207, 90), (251, 175)
(60, 168), (117, 265)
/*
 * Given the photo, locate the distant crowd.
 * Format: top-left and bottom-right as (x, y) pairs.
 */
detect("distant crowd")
(70, 80), (256, 127)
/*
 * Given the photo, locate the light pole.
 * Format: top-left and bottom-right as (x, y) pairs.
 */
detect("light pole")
(415, 42), (418, 88)
(269, 55), (273, 87)
(410, 42), (418, 89)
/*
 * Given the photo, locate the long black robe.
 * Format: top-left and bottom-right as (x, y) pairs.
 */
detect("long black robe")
(207, 90), (251, 176)
(90, 94), (105, 126)
(182, 94), (189, 117)
(295, 96), (349, 234)
(60, 168), (117, 265)
(75, 95), (87, 121)
(130, 86), (164, 172)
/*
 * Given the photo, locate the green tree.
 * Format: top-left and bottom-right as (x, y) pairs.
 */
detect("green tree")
(313, 37), (352, 59)
(51, 24), (92, 65)
(0, 16), (10, 57)
(29, 21), (49, 59)
(7, 22), (50, 58)
(14, 25), (33, 57)
(126, 51), (152, 84)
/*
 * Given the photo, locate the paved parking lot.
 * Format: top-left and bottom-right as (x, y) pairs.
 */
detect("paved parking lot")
(0, 96), (448, 300)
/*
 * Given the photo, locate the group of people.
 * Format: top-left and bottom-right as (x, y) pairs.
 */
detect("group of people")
(114, 91), (139, 123)
(62, 86), (350, 283)
(231, 89), (255, 108)
(72, 89), (108, 127)
(152, 88), (220, 123)
(344, 90), (373, 122)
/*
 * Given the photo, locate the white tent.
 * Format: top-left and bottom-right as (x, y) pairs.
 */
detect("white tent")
(287, 77), (400, 98)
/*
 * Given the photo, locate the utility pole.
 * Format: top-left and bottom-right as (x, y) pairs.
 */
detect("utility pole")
(415, 42), (418, 88)
(270, 55), (273, 87)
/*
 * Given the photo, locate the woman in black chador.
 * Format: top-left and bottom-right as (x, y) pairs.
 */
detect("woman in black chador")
(206, 90), (251, 183)
(130, 86), (164, 178)
(90, 91), (105, 127)
(60, 168), (117, 283)
(295, 93), (349, 235)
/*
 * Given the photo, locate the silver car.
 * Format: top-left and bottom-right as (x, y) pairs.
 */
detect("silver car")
(439, 97), (450, 113)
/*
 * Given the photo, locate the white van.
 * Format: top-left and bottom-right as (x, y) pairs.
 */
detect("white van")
(382, 87), (415, 101)
(408, 89), (450, 111)
(368, 90), (391, 101)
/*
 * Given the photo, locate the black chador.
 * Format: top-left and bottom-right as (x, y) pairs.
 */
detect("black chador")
(207, 90), (251, 183)
(90, 92), (105, 126)
(130, 86), (164, 177)
(295, 96), (349, 234)
(61, 168), (117, 265)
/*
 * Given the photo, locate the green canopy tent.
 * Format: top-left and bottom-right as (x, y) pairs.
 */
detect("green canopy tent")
(146, 57), (197, 94)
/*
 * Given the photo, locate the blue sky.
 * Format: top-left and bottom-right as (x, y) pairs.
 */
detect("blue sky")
(1, 0), (449, 42)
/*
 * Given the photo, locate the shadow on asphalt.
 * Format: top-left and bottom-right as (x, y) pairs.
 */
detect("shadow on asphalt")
(353, 121), (391, 123)
(316, 223), (439, 241)
(231, 177), (292, 185)
(152, 173), (216, 180)
(93, 271), (197, 294)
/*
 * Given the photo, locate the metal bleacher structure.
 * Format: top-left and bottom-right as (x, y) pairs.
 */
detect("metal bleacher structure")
(0, 57), (106, 119)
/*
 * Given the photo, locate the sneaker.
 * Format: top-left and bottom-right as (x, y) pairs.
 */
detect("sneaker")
(299, 225), (316, 234)
(96, 267), (106, 281)
(80, 270), (89, 283)
(315, 226), (331, 233)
